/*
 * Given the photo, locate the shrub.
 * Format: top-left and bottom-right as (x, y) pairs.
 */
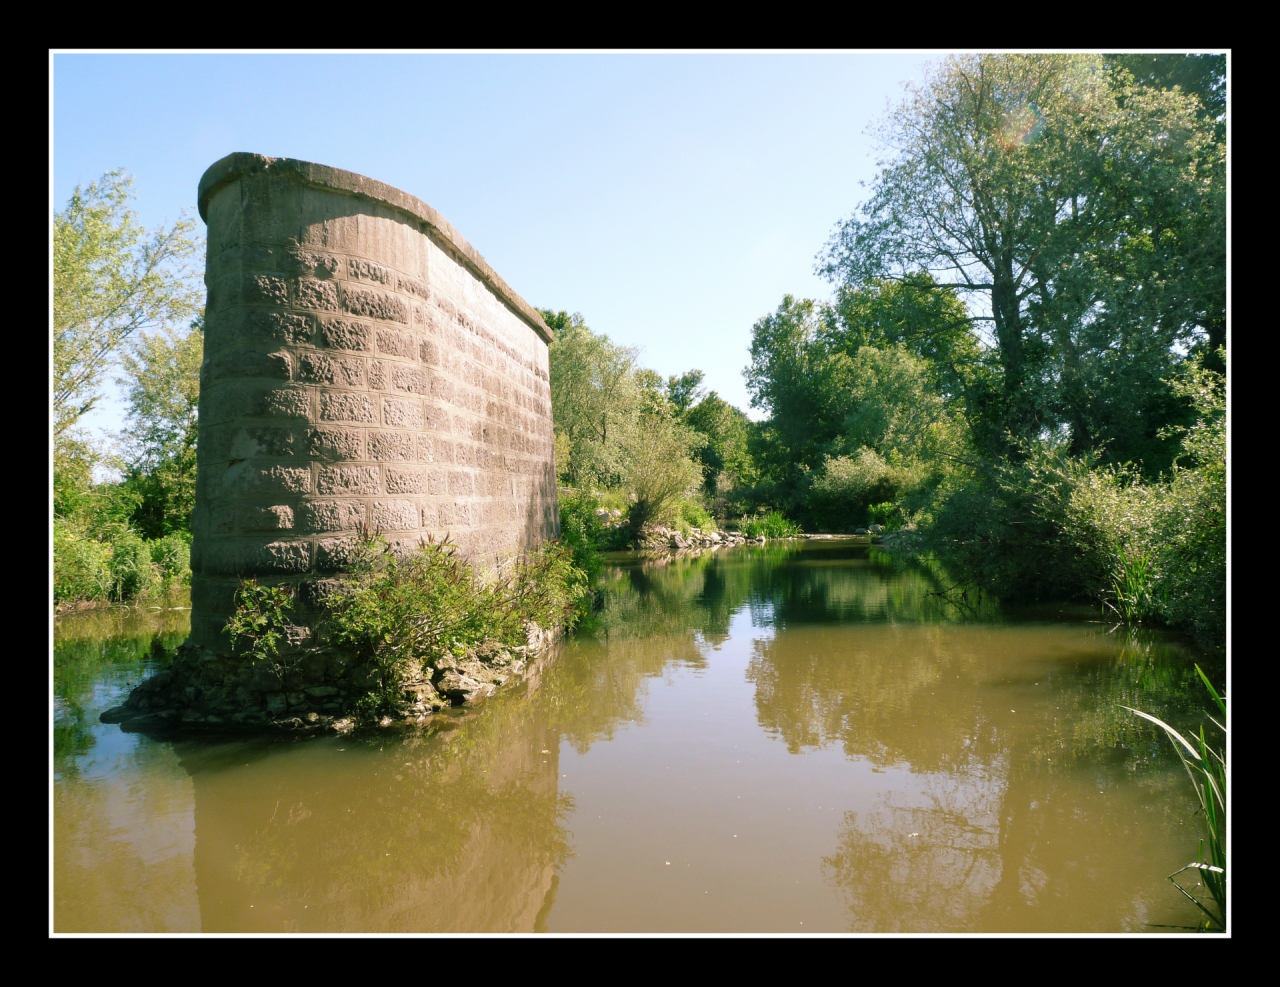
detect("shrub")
(741, 511), (803, 539)
(558, 489), (605, 580)
(108, 531), (159, 602)
(807, 448), (913, 531)
(149, 532), (191, 587)
(53, 520), (111, 604)
(924, 355), (1225, 648)
(678, 499), (714, 531)
(317, 536), (590, 718)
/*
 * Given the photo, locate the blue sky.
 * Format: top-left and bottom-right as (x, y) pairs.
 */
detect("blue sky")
(54, 52), (928, 438)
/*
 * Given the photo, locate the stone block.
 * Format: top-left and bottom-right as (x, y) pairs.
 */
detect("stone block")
(376, 328), (417, 360)
(391, 365), (429, 394)
(205, 350), (292, 382)
(318, 317), (372, 352)
(383, 466), (427, 494)
(320, 392), (378, 423)
(368, 430), (414, 461)
(239, 465), (312, 495)
(299, 500), (367, 532)
(308, 427), (364, 460)
(420, 340), (440, 366)
(429, 373), (454, 402)
(347, 258), (392, 284)
(423, 404), (450, 431)
(244, 385), (310, 419)
(416, 435), (434, 461)
(368, 361), (387, 390)
(398, 274), (429, 299)
(382, 396), (423, 429)
(317, 536), (363, 572)
(342, 283), (408, 323)
(293, 277), (339, 311)
(317, 465), (380, 495)
(251, 539), (313, 573)
(372, 500), (419, 530)
(288, 250), (342, 279)
(245, 273), (288, 306)
(299, 352), (365, 387)
(236, 310), (313, 345)
(238, 504), (295, 531)
(448, 471), (473, 496)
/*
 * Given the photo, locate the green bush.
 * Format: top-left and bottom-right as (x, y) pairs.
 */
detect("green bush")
(53, 521), (112, 604)
(678, 499), (714, 531)
(741, 511), (803, 539)
(558, 489), (605, 580)
(108, 532), (159, 602)
(924, 356), (1225, 648)
(149, 532), (191, 587)
(318, 536), (590, 718)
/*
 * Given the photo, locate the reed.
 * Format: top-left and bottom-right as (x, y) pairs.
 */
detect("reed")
(1123, 665), (1225, 930)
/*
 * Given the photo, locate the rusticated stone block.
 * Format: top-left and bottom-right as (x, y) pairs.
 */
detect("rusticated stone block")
(238, 465), (311, 495)
(384, 466), (427, 494)
(318, 316), (372, 351)
(308, 427), (364, 461)
(368, 430), (414, 461)
(190, 153), (557, 657)
(299, 352), (364, 387)
(342, 282), (408, 323)
(205, 349), (292, 382)
(372, 500), (419, 530)
(238, 504), (295, 531)
(317, 465), (380, 495)
(316, 537), (359, 572)
(289, 250), (343, 279)
(320, 392), (378, 423)
(293, 277), (339, 311)
(392, 365), (429, 394)
(245, 273), (288, 306)
(348, 258), (392, 284)
(377, 328), (417, 359)
(299, 500), (366, 532)
(382, 396), (423, 429)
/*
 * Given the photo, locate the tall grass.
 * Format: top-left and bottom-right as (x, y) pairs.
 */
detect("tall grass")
(740, 511), (803, 539)
(1124, 665), (1225, 930)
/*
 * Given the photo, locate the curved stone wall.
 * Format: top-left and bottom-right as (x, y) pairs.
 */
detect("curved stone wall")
(190, 154), (558, 654)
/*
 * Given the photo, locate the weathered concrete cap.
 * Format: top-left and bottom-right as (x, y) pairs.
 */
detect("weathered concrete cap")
(198, 152), (552, 344)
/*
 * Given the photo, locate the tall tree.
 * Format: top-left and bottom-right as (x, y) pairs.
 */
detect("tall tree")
(117, 318), (204, 538)
(53, 171), (202, 440)
(819, 54), (1223, 462)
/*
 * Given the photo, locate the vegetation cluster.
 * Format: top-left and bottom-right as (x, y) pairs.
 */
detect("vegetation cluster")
(542, 54), (1228, 652)
(226, 535), (590, 723)
(53, 171), (203, 607)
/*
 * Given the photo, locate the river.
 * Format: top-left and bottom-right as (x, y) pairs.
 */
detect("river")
(53, 539), (1218, 932)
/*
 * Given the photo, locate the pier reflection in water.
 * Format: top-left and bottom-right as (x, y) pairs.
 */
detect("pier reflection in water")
(54, 541), (1216, 932)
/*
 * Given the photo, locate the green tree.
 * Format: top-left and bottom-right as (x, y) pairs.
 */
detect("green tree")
(665, 369), (707, 414)
(819, 54), (1223, 462)
(542, 310), (641, 487)
(54, 171), (202, 441)
(684, 392), (755, 490)
(117, 317), (204, 538)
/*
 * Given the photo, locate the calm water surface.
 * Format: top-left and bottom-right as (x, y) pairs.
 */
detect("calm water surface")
(54, 541), (1218, 932)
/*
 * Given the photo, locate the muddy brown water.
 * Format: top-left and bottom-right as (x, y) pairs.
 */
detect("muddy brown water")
(54, 540), (1220, 933)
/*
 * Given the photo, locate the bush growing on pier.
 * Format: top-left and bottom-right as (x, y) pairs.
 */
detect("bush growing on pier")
(226, 536), (592, 721)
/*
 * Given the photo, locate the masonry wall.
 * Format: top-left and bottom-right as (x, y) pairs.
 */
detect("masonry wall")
(189, 154), (558, 654)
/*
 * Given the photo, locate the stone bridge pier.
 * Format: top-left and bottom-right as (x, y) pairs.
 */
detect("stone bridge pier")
(190, 153), (558, 656)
